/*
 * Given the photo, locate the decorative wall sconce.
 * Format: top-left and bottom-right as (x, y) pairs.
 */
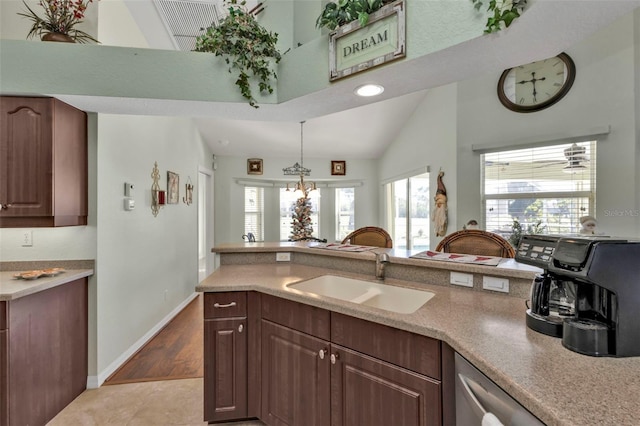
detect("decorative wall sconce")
(183, 176), (194, 205)
(151, 161), (163, 217)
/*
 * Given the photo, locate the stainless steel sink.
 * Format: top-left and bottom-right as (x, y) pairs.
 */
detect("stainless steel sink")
(287, 275), (435, 314)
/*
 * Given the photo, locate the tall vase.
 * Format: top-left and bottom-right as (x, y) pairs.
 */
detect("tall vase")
(41, 32), (75, 43)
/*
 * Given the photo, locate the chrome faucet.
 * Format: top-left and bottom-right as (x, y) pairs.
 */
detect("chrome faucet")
(242, 233), (256, 242)
(375, 252), (390, 280)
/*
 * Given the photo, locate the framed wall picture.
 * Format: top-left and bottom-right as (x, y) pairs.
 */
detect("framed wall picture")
(247, 158), (263, 175)
(331, 160), (346, 176)
(167, 171), (179, 204)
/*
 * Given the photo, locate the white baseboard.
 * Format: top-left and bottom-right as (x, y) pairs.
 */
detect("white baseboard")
(86, 292), (200, 389)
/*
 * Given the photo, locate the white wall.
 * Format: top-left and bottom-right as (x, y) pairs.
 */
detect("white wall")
(94, 114), (211, 377)
(214, 155), (378, 244)
(456, 11), (639, 238)
(378, 84), (458, 247)
(0, 0), (214, 383)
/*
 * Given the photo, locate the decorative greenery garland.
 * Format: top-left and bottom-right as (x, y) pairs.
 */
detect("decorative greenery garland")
(194, 0), (281, 108)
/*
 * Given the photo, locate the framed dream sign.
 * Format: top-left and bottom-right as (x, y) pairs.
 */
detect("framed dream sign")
(329, 0), (405, 81)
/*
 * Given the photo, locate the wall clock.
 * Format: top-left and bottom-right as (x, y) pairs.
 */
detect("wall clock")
(497, 52), (576, 113)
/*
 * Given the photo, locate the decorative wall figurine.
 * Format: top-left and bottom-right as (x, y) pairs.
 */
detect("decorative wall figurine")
(432, 170), (448, 237)
(167, 171), (179, 204)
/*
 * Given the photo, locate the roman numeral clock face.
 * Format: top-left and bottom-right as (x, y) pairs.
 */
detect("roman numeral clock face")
(498, 53), (576, 113)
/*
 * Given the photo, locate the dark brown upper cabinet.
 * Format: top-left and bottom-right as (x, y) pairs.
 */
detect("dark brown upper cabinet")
(0, 96), (87, 227)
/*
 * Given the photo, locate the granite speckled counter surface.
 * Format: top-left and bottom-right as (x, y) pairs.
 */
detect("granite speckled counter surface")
(0, 261), (94, 301)
(198, 244), (640, 426)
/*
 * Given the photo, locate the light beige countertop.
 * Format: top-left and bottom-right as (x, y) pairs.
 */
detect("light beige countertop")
(199, 247), (640, 426)
(0, 269), (94, 301)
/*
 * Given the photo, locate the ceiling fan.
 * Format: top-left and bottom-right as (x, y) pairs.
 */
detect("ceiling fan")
(533, 143), (590, 172)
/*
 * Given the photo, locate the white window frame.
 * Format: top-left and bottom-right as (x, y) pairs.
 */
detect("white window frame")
(244, 186), (264, 241)
(384, 169), (430, 250)
(335, 187), (355, 241)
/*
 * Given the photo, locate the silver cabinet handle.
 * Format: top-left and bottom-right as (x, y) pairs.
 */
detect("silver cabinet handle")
(330, 353), (339, 364)
(213, 302), (237, 308)
(318, 348), (328, 360)
(238, 324), (244, 333)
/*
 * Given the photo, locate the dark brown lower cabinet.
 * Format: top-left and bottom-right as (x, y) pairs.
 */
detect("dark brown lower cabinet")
(204, 318), (248, 422)
(331, 345), (441, 426)
(204, 292), (451, 425)
(0, 278), (88, 426)
(261, 320), (330, 426)
(203, 292), (248, 423)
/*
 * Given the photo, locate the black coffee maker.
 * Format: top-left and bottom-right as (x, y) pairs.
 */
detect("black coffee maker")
(517, 235), (573, 337)
(518, 235), (640, 357)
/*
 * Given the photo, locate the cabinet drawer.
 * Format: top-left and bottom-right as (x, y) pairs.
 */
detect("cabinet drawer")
(261, 294), (330, 340)
(331, 312), (441, 380)
(0, 301), (5, 330)
(204, 292), (247, 319)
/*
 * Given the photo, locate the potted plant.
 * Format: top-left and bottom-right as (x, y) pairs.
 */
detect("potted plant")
(194, 0), (281, 108)
(17, 0), (99, 43)
(316, 0), (395, 31)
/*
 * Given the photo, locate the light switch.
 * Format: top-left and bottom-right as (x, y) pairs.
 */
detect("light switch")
(450, 272), (473, 287)
(482, 276), (509, 293)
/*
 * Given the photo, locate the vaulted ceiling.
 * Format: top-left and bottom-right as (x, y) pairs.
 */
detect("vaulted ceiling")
(62, 1), (640, 159)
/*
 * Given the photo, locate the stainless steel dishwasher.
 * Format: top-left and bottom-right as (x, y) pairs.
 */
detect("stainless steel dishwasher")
(455, 353), (544, 426)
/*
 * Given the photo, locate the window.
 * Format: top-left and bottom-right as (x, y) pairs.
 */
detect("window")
(279, 189), (321, 241)
(244, 187), (264, 241)
(385, 172), (430, 250)
(482, 141), (596, 236)
(335, 187), (355, 241)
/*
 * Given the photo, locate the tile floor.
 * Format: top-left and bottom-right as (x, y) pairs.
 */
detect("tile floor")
(47, 378), (264, 426)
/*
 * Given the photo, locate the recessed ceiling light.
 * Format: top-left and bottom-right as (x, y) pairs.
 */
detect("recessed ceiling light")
(354, 84), (384, 97)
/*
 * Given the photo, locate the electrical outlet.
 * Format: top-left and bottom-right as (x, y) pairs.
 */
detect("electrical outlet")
(483, 276), (509, 293)
(276, 252), (291, 262)
(450, 272), (473, 287)
(21, 230), (33, 247)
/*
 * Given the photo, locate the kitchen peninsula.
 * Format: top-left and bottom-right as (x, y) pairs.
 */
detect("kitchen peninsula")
(197, 242), (640, 426)
(0, 263), (94, 426)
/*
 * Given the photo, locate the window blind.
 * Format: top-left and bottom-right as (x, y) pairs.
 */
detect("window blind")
(482, 141), (596, 236)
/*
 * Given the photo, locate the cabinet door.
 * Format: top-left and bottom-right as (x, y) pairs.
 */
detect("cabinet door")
(0, 97), (53, 217)
(204, 317), (247, 422)
(0, 329), (7, 426)
(331, 345), (442, 426)
(261, 320), (330, 426)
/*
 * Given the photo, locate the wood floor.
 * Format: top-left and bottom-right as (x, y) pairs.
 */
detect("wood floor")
(104, 294), (203, 385)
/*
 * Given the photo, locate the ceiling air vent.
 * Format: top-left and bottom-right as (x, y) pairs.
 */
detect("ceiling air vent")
(153, 0), (225, 51)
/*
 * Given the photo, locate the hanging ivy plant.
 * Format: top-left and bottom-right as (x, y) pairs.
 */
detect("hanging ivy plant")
(194, 0), (281, 108)
(316, 0), (395, 31)
(471, 0), (527, 33)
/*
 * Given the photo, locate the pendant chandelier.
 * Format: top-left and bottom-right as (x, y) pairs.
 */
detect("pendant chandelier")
(283, 121), (316, 195)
